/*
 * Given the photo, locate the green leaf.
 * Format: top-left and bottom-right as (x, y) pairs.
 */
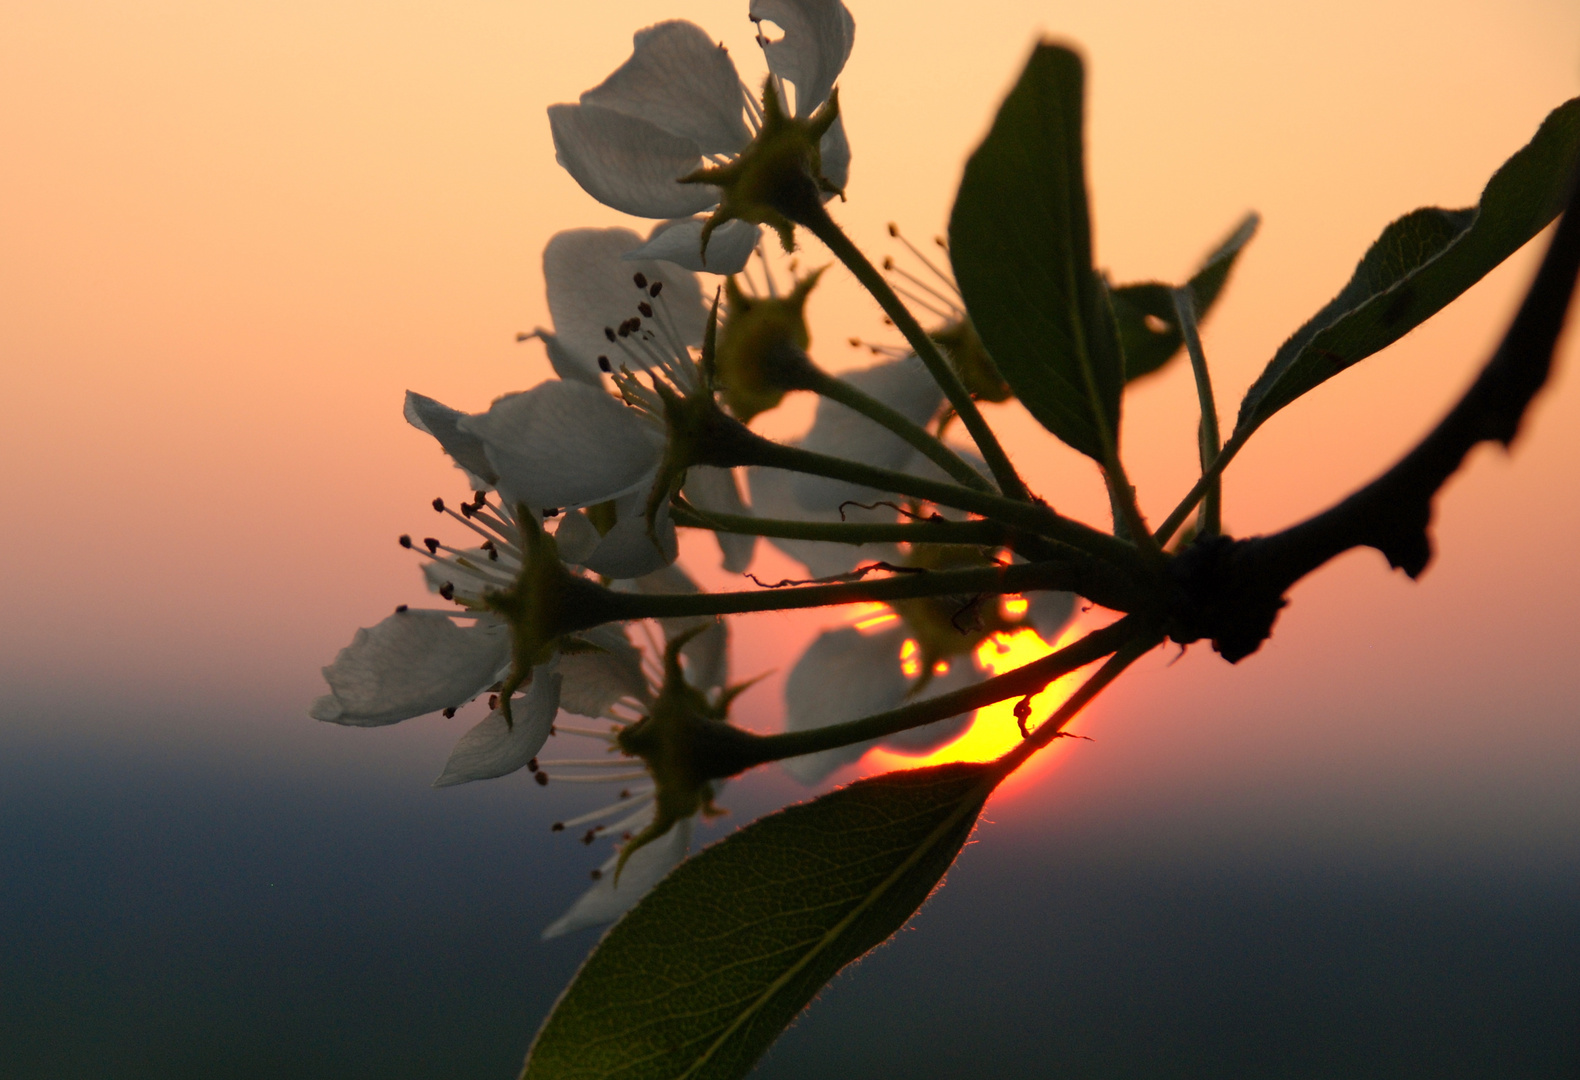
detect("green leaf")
(1111, 212), (1260, 381)
(521, 762), (997, 1080)
(1234, 97), (1580, 435)
(948, 43), (1123, 464)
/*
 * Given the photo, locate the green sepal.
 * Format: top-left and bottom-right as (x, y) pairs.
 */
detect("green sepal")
(1234, 97), (1580, 436)
(681, 80), (843, 261)
(480, 511), (577, 727)
(713, 268), (823, 421)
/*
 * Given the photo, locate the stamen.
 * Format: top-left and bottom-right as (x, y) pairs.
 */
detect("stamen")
(554, 788), (657, 831)
(756, 243), (780, 297)
(889, 280), (954, 321)
(885, 258), (964, 315)
(888, 223), (962, 295)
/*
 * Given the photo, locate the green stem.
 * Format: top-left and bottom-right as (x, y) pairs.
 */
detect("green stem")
(995, 627), (1161, 776)
(595, 560), (1116, 623)
(797, 202), (1031, 502)
(724, 427), (1148, 579)
(802, 366), (993, 493)
(1153, 424), (1251, 548)
(670, 500), (1009, 547)
(1172, 286), (1221, 537)
(728, 616), (1143, 768)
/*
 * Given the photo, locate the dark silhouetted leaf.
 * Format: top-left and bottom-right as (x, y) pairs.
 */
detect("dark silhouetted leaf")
(521, 763), (997, 1080)
(1112, 213), (1260, 381)
(1234, 98), (1580, 435)
(948, 44), (1123, 463)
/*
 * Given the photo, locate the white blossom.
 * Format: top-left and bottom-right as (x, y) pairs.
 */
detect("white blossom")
(548, 1), (855, 273)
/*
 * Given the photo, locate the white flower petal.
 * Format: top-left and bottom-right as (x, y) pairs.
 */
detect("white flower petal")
(631, 564), (729, 691)
(781, 624), (909, 784)
(684, 464), (756, 573)
(309, 611), (510, 727)
(541, 813), (692, 939)
(403, 392), (498, 488)
(579, 20), (752, 156)
(750, 0), (855, 115)
(548, 103), (718, 219)
(559, 625), (650, 717)
(746, 463), (898, 578)
(550, 509), (600, 565)
(420, 549), (505, 602)
(792, 355), (943, 512)
(433, 671), (561, 787)
(580, 494), (678, 580)
(459, 380), (663, 511)
(530, 329), (604, 388)
(1026, 589), (1077, 642)
(879, 657), (979, 753)
(625, 217), (761, 275)
(819, 110), (851, 194)
(544, 228), (707, 378)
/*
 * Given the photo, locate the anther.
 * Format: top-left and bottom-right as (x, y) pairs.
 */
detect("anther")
(551, 822), (564, 832)
(598, 356), (612, 372)
(488, 694), (499, 711)
(581, 830), (597, 846)
(432, 497), (445, 512)
(439, 582), (455, 601)
(395, 604), (409, 613)
(424, 537), (440, 554)
(542, 508), (560, 519)
(442, 707), (456, 718)
(649, 281), (662, 297)
(883, 256), (895, 270)
(589, 868), (602, 880)
(604, 326), (617, 342)
(398, 534), (413, 548)
(527, 759), (537, 772)
(534, 771), (549, 787)
(888, 222), (899, 237)
(460, 501), (475, 519)
(632, 272), (648, 289)
(638, 301), (654, 318)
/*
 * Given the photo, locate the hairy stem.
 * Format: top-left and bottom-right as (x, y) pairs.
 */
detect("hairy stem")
(594, 559), (1123, 623)
(802, 366), (993, 492)
(1173, 285), (1222, 537)
(796, 202), (1031, 501)
(727, 615), (1145, 769)
(997, 628), (1162, 774)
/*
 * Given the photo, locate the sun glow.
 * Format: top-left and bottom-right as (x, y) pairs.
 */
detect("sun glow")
(866, 619), (1090, 772)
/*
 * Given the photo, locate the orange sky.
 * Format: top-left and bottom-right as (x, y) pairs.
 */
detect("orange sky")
(2, 1), (1577, 840)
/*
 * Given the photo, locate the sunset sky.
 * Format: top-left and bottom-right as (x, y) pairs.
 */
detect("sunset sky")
(2, 1), (1578, 1072)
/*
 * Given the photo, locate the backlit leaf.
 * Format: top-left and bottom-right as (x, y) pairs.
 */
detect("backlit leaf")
(948, 44), (1123, 463)
(521, 762), (997, 1080)
(1234, 98), (1580, 435)
(1111, 212), (1260, 381)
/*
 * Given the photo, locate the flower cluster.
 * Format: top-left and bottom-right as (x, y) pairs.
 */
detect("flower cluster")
(311, 0), (1076, 939)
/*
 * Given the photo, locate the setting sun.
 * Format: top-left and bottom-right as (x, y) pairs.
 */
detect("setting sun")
(865, 612), (1092, 774)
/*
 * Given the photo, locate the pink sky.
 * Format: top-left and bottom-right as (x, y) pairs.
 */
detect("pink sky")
(2, 0), (1577, 846)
